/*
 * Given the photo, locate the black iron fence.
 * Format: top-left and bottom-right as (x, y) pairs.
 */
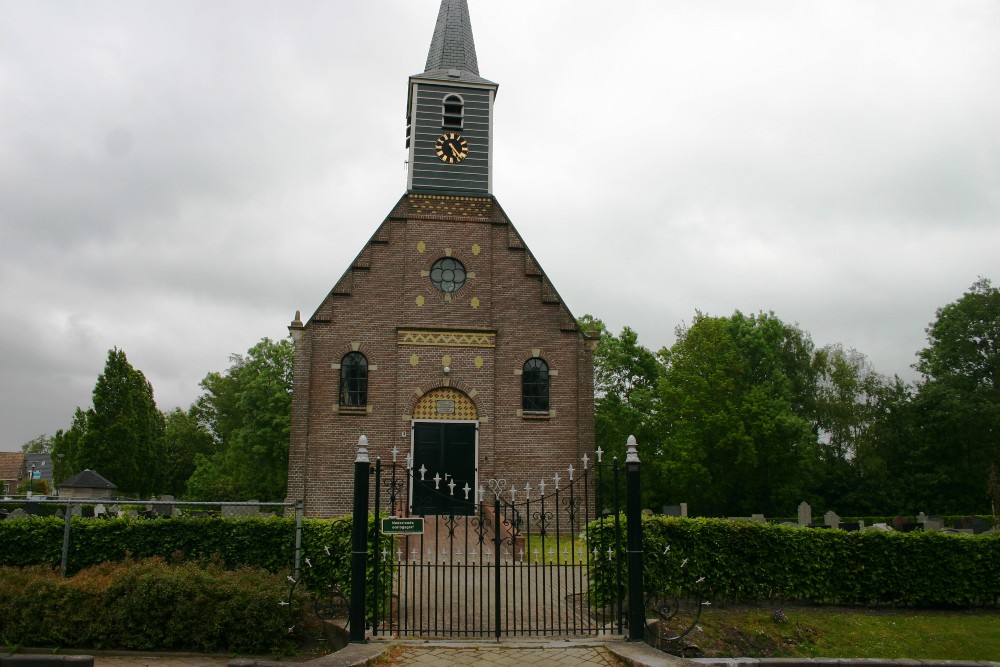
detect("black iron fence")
(349, 437), (646, 640)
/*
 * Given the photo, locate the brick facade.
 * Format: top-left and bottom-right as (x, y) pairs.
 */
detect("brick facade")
(287, 194), (596, 517)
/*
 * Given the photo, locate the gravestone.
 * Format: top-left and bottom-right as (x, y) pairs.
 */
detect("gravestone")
(751, 513), (766, 523)
(125, 510), (138, 519)
(924, 516), (945, 531)
(70, 505), (82, 517)
(824, 511), (840, 530)
(955, 516), (990, 534)
(917, 512), (928, 524)
(155, 495), (175, 517)
(222, 501), (260, 518)
(798, 502), (812, 527)
(663, 505), (683, 517)
(94, 504), (106, 517)
(8, 508), (26, 519)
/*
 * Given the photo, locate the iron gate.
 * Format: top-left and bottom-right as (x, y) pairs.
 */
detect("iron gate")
(369, 448), (627, 638)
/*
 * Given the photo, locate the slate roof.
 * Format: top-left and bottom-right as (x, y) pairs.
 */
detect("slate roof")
(415, 0), (496, 86)
(59, 469), (118, 489)
(0, 452), (25, 481)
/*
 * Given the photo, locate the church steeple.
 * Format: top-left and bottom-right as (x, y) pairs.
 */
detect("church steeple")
(422, 0), (480, 79)
(407, 0), (497, 195)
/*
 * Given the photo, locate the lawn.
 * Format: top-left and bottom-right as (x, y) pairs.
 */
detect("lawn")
(656, 605), (1000, 661)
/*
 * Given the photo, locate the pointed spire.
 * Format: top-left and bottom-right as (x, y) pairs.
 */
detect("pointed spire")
(424, 0), (479, 75)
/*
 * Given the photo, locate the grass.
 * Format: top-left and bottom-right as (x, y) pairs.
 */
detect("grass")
(660, 604), (1000, 661)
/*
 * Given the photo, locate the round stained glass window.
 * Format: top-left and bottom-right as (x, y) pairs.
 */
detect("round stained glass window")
(429, 257), (467, 293)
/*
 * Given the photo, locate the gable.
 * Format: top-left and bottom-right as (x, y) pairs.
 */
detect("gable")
(312, 194), (583, 337)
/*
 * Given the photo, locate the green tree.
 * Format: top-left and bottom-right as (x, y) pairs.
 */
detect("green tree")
(76, 348), (165, 497)
(186, 338), (293, 501)
(908, 277), (1000, 512)
(161, 407), (216, 497)
(810, 344), (909, 514)
(656, 311), (820, 516)
(50, 408), (88, 485)
(20, 434), (53, 454)
(580, 316), (666, 508)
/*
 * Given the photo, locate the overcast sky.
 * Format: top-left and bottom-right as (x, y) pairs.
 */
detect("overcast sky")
(2, 1), (998, 451)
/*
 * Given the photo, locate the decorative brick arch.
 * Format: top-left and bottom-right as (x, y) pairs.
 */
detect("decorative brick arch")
(413, 388), (478, 421)
(405, 380), (480, 420)
(332, 341), (377, 364)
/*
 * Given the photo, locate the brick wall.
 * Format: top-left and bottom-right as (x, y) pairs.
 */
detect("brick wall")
(287, 194), (596, 518)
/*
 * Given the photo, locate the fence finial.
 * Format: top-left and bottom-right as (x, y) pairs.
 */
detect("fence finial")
(625, 435), (640, 463)
(355, 435), (370, 463)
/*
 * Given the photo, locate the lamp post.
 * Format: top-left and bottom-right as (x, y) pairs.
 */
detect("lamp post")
(624, 435), (644, 641)
(28, 462), (36, 497)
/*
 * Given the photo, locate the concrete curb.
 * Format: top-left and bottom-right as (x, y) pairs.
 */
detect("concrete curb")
(690, 661), (1000, 667)
(606, 639), (701, 666)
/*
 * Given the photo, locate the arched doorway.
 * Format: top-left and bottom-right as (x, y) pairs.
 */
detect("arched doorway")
(410, 387), (478, 516)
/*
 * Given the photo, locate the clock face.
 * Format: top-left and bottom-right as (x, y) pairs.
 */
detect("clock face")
(435, 133), (469, 164)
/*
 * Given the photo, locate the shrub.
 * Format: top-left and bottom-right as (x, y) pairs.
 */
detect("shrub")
(0, 558), (291, 653)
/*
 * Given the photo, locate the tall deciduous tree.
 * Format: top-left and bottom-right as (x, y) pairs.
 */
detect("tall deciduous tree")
(50, 408), (87, 485)
(162, 407), (216, 497)
(76, 348), (165, 497)
(810, 344), (908, 514)
(908, 277), (1000, 512)
(185, 338), (292, 501)
(581, 316), (666, 508)
(20, 434), (53, 454)
(656, 312), (820, 516)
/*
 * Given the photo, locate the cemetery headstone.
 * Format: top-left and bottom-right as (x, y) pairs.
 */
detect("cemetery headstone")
(751, 513), (766, 523)
(155, 495), (175, 517)
(8, 508), (26, 519)
(94, 504), (106, 517)
(663, 505), (683, 517)
(924, 516), (944, 531)
(955, 516), (990, 534)
(824, 511), (840, 530)
(798, 502), (812, 527)
(680, 502), (688, 518)
(917, 512), (928, 524)
(222, 502), (261, 518)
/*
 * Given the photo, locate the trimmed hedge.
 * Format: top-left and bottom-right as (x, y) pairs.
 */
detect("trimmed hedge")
(589, 516), (1000, 608)
(0, 559), (289, 653)
(0, 514), (393, 620)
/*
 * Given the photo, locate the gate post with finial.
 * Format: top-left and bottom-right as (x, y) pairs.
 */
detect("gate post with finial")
(350, 435), (371, 643)
(625, 435), (644, 641)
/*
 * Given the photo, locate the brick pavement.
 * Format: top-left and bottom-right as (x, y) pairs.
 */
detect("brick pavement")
(379, 644), (624, 666)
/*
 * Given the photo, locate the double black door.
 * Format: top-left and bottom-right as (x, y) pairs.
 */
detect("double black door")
(411, 422), (477, 516)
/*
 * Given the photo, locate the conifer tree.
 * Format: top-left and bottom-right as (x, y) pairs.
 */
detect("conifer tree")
(76, 348), (165, 496)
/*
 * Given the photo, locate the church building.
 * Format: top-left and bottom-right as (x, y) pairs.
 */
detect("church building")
(286, 0), (597, 517)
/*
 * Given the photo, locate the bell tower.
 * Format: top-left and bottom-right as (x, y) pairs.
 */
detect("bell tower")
(406, 0), (497, 195)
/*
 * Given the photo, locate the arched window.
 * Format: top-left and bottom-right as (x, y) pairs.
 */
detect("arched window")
(340, 352), (368, 408)
(522, 358), (549, 413)
(442, 94), (464, 129)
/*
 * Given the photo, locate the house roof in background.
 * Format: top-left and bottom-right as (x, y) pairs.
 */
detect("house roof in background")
(0, 451), (25, 481)
(60, 469), (118, 489)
